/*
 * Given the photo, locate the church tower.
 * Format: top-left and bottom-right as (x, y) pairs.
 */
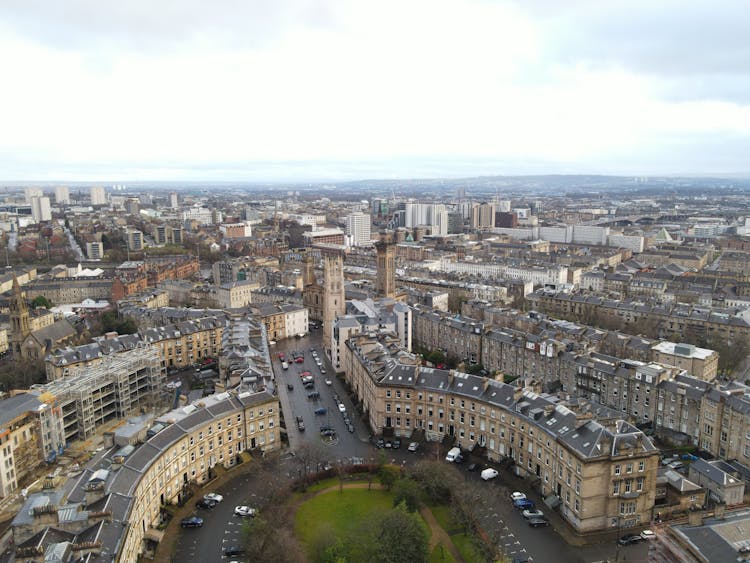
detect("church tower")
(302, 252), (316, 287)
(9, 276), (31, 359)
(322, 252), (345, 357)
(375, 231), (396, 298)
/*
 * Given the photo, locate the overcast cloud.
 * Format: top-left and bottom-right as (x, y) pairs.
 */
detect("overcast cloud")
(0, 0), (748, 181)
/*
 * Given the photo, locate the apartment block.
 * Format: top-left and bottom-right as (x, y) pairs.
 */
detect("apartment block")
(247, 303), (287, 342)
(527, 291), (750, 345)
(342, 333), (659, 534)
(116, 290), (170, 310)
(127, 230), (144, 251)
(0, 393), (65, 497)
(216, 280), (259, 309)
(650, 342), (718, 381)
(412, 305), (483, 364)
(38, 346), (164, 443)
(24, 277), (113, 304)
(85, 241), (104, 260)
(12, 389), (279, 562)
(45, 316), (224, 380)
(655, 374), (750, 464)
(437, 257), (569, 287)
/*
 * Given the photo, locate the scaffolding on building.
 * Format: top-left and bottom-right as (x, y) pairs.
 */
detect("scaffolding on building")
(38, 344), (164, 441)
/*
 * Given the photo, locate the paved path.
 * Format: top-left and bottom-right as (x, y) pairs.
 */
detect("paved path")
(420, 505), (465, 562)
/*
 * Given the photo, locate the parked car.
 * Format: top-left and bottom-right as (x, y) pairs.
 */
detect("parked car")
(668, 461), (684, 470)
(180, 516), (204, 528)
(195, 499), (217, 510)
(338, 403), (346, 413)
(385, 440), (392, 448)
(234, 505), (257, 518)
(393, 439), (401, 449)
(314, 407), (327, 415)
(296, 416), (305, 431)
(528, 518), (549, 528)
(376, 438), (385, 448)
(522, 509), (544, 520)
(204, 493), (223, 503)
(467, 463), (479, 472)
(408, 442), (419, 452)
(514, 499), (535, 510)
(618, 534), (643, 546)
(325, 379), (332, 385)
(320, 367), (327, 374)
(295, 357), (304, 363)
(640, 530), (656, 540)
(287, 383), (294, 391)
(481, 468), (499, 481)
(347, 423), (355, 433)
(510, 492), (526, 501)
(224, 545), (246, 556)
(307, 391), (321, 399)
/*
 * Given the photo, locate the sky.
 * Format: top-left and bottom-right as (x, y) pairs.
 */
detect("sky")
(1, 0), (749, 182)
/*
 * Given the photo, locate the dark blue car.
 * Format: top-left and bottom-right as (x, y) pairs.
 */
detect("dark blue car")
(514, 498), (535, 510)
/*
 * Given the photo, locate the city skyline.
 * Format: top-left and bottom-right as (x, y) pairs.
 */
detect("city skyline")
(1, 0), (749, 181)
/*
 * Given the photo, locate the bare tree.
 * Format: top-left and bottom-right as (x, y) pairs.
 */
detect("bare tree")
(242, 503), (305, 562)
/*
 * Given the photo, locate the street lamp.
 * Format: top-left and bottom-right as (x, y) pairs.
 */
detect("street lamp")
(612, 515), (622, 563)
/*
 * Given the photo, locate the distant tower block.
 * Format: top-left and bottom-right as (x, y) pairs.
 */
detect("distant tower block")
(322, 252), (345, 356)
(375, 232), (396, 298)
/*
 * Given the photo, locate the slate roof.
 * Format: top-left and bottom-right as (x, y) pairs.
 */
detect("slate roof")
(674, 511), (750, 563)
(690, 459), (743, 487)
(30, 318), (76, 345)
(0, 393), (44, 429)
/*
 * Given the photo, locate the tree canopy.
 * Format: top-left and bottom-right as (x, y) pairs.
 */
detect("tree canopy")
(31, 295), (52, 309)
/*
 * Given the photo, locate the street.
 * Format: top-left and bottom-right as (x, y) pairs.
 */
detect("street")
(172, 331), (636, 563)
(272, 331), (372, 461)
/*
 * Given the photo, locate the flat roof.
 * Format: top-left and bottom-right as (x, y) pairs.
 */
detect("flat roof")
(652, 341), (715, 360)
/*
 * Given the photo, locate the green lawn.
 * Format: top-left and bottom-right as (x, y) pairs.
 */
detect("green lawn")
(295, 487), (434, 559)
(430, 503), (453, 531)
(430, 543), (457, 563)
(295, 488), (395, 548)
(451, 533), (485, 563)
(429, 503), (485, 563)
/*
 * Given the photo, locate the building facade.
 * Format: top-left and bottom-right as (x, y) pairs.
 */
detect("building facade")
(342, 332), (659, 534)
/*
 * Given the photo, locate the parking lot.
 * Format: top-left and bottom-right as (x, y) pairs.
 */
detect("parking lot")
(273, 332), (373, 461)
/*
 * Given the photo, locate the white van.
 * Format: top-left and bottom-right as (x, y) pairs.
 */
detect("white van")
(445, 447), (461, 462)
(481, 468), (499, 481)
